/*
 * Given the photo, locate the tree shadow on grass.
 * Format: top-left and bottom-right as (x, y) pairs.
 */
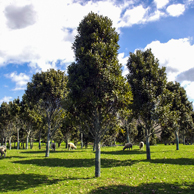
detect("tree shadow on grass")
(20, 150), (84, 154)
(88, 182), (194, 194)
(144, 158), (194, 165)
(0, 173), (91, 193)
(101, 149), (146, 155)
(0, 173), (61, 192)
(13, 158), (138, 168)
(0, 155), (26, 160)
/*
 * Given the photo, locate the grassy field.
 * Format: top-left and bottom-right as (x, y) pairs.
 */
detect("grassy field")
(0, 143), (194, 194)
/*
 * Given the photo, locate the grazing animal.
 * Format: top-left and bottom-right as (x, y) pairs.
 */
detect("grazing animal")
(139, 141), (144, 150)
(123, 143), (132, 151)
(51, 143), (56, 151)
(0, 145), (6, 157)
(68, 142), (77, 150)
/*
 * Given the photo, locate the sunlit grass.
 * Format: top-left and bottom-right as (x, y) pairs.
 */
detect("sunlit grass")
(0, 143), (194, 193)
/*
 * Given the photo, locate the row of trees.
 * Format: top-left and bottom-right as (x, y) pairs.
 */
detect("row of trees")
(0, 12), (194, 177)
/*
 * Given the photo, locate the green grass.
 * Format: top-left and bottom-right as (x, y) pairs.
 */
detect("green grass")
(1, 143), (194, 194)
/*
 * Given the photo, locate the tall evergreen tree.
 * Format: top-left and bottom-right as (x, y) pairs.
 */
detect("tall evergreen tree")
(127, 49), (167, 160)
(67, 12), (132, 177)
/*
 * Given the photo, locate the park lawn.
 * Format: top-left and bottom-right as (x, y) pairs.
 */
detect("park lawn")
(0, 143), (194, 194)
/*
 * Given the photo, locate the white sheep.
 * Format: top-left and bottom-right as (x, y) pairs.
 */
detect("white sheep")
(123, 143), (132, 151)
(68, 142), (77, 150)
(139, 141), (144, 150)
(0, 145), (6, 157)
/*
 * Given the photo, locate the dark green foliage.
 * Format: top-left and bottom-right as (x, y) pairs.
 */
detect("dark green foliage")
(127, 49), (167, 119)
(127, 49), (167, 159)
(25, 69), (67, 108)
(161, 125), (175, 144)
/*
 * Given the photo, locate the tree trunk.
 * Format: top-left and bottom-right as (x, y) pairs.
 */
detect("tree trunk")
(85, 136), (88, 148)
(175, 130), (179, 150)
(26, 132), (30, 149)
(81, 132), (83, 149)
(45, 120), (51, 157)
(9, 137), (12, 150)
(66, 138), (69, 149)
(95, 139), (101, 177)
(17, 129), (20, 149)
(145, 128), (151, 160)
(39, 130), (41, 149)
(30, 138), (33, 149)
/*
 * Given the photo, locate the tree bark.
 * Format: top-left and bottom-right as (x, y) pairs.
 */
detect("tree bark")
(95, 139), (101, 177)
(39, 130), (41, 149)
(145, 129), (151, 160)
(30, 138), (33, 149)
(175, 130), (179, 150)
(26, 132), (30, 149)
(17, 129), (20, 149)
(81, 132), (83, 149)
(66, 138), (69, 149)
(45, 120), (51, 157)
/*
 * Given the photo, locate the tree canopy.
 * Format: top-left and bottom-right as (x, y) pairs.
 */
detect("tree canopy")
(127, 49), (167, 160)
(68, 12), (132, 177)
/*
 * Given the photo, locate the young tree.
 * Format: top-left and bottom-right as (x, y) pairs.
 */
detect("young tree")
(11, 98), (22, 149)
(67, 12), (132, 177)
(19, 96), (42, 149)
(127, 49), (167, 160)
(25, 69), (68, 157)
(0, 101), (15, 149)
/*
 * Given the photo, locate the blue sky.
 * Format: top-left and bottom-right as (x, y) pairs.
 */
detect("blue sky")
(0, 0), (194, 106)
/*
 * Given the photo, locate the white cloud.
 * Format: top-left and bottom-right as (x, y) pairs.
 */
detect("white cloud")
(118, 5), (149, 27)
(147, 10), (166, 22)
(118, 53), (129, 77)
(145, 38), (194, 82)
(5, 72), (30, 90)
(145, 38), (194, 101)
(181, 81), (194, 105)
(154, 0), (169, 9)
(0, 96), (13, 104)
(166, 4), (185, 17)
(0, 0), (191, 73)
